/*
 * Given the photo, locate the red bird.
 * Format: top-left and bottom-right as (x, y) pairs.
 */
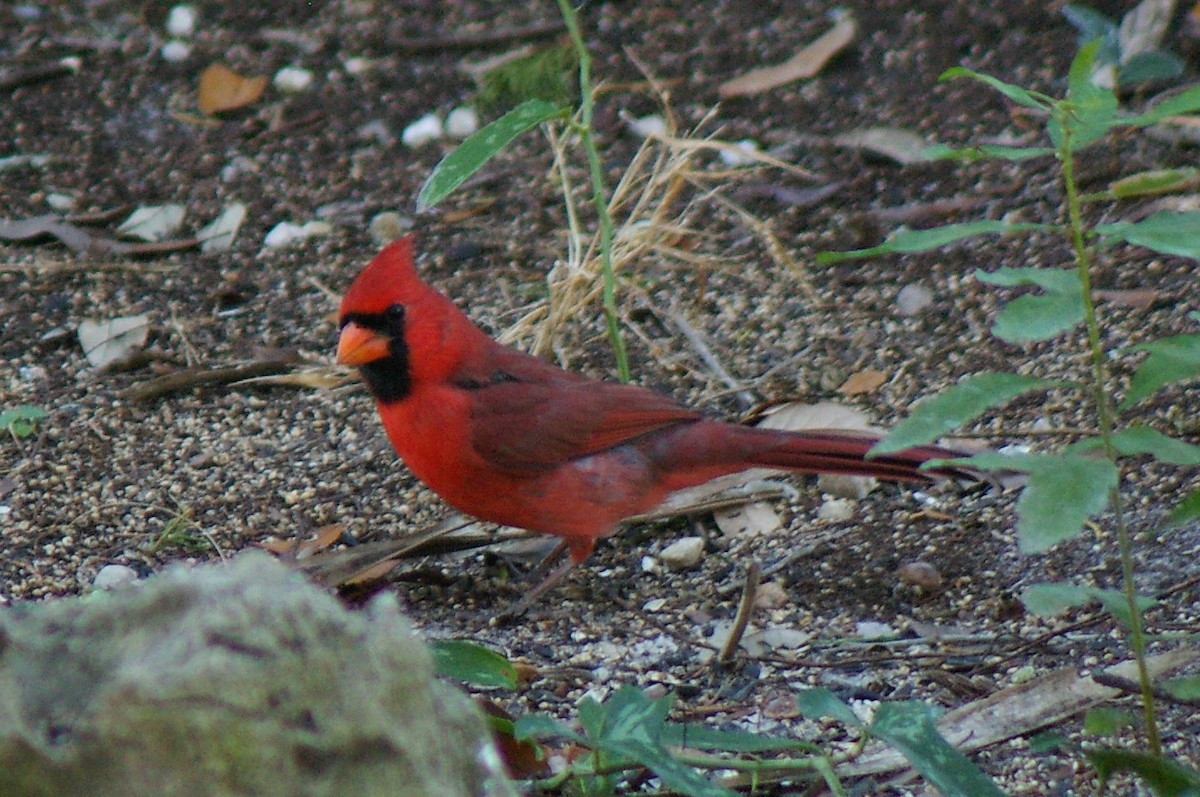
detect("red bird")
(338, 237), (965, 612)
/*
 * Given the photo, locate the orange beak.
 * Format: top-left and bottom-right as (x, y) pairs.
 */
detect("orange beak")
(337, 321), (392, 366)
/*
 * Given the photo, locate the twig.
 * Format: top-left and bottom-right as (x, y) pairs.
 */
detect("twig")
(718, 561), (761, 665)
(118, 357), (303, 401)
(663, 305), (757, 410)
(389, 19), (566, 54)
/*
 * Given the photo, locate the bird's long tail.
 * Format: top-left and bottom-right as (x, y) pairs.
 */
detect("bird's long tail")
(651, 422), (973, 492)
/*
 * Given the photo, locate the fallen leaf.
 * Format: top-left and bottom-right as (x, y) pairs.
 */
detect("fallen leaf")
(837, 369), (887, 395)
(1094, 288), (1160, 309)
(117, 204), (186, 242)
(754, 400), (879, 432)
(834, 127), (928, 165)
(78, 314), (150, 368)
(198, 63), (268, 115)
(256, 524), (346, 559)
(714, 501), (783, 537)
(198, 202), (247, 252)
(719, 10), (858, 98)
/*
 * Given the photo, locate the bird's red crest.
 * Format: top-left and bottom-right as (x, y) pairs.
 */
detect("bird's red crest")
(339, 235), (422, 319)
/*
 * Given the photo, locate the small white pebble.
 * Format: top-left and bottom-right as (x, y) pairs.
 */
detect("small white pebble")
(45, 192), (75, 211)
(160, 39), (192, 63)
(642, 598), (668, 612)
(626, 113), (667, 138)
(660, 536), (705, 572)
(274, 66), (314, 93)
(640, 555), (659, 574)
(343, 56), (372, 75)
(0, 505), (11, 521)
(165, 5), (197, 37)
(263, 222), (306, 248)
(401, 113), (443, 147)
(896, 282), (934, 316)
(855, 620), (896, 639)
(818, 473), (877, 500)
(445, 106), (479, 139)
(998, 443), (1032, 456)
(368, 212), (411, 245)
(94, 564), (139, 590)
(817, 497), (855, 522)
(719, 138), (760, 167)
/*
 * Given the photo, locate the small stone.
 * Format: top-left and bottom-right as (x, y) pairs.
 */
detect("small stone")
(642, 598), (667, 612)
(445, 106), (479, 139)
(816, 497), (854, 521)
(659, 536), (705, 572)
(263, 222), (306, 248)
(274, 66), (314, 93)
(160, 40), (192, 63)
(401, 113), (443, 148)
(94, 564), (139, 590)
(855, 620), (896, 639)
(626, 114), (667, 138)
(896, 282), (933, 316)
(46, 192), (75, 211)
(897, 560), (942, 591)
(640, 555), (659, 574)
(357, 119), (395, 146)
(719, 138), (759, 167)
(818, 473), (877, 499)
(369, 212), (411, 245)
(165, 5), (197, 37)
(753, 580), (789, 609)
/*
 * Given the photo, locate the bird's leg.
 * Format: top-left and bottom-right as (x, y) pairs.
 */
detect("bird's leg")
(493, 545), (577, 624)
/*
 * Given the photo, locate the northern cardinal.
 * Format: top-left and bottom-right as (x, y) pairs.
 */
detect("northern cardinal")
(338, 237), (968, 613)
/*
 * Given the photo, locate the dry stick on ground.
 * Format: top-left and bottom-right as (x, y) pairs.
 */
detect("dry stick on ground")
(388, 19), (567, 53)
(718, 560), (762, 665)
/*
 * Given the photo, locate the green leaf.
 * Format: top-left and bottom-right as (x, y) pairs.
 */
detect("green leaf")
(794, 688), (863, 728)
(1106, 168), (1200, 199)
(1020, 583), (1154, 625)
(416, 100), (567, 211)
(1119, 51), (1185, 89)
(873, 373), (1056, 454)
(976, 267), (1085, 342)
(1162, 674), (1200, 701)
(1021, 582), (1096, 616)
(1050, 40), (1119, 150)
(1092, 587), (1156, 629)
(976, 266), (1082, 293)
(1097, 211), (1200, 261)
(1018, 456), (1118, 551)
(869, 702), (1006, 797)
(605, 738), (736, 797)
(816, 221), (1048, 264)
(922, 143), (1055, 162)
(1165, 486), (1200, 527)
(993, 292), (1087, 342)
(429, 639), (517, 688)
(1083, 707), (1135, 736)
(1027, 731), (1071, 753)
(1121, 332), (1200, 409)
(0, 405), (48, 438)
(1087, 747), (1200, 796)
(1122, 84), (1200, 126)
(513, 713), (587, 746)
(939, 66), (1052, 110)
(1108, 427), (1200, 465)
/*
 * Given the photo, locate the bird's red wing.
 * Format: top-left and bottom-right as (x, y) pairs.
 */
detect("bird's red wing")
(461, 363), (702, 475)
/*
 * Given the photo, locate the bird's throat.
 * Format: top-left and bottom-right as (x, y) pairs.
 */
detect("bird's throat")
(359, 337), (412, 403)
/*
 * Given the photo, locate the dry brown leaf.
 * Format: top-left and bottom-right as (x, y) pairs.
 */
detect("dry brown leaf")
(257, 524), (346, 559)
(78, 314), (150, 368)
(837, 369), (887, 395)
(343, 558), (404, 586)
(1094, 288), (1160, 309)
(754, 400), (878, 432)
(718, 11), (858, 98)
(198, 63), (268, 115)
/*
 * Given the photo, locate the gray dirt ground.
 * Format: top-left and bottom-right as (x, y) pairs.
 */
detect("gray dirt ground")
(2, 1), (1198, 793)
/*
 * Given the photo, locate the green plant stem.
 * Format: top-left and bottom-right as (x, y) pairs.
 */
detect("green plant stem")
(554, 0), (631, 383)
(1059, 119), (1161, 756)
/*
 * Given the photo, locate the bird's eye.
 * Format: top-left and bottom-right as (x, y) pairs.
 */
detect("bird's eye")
(385, 304), (405, 324)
